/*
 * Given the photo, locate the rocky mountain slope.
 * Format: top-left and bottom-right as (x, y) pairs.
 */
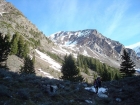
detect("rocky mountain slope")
(0, 0), (61, 78)
(0, 0), (52, 51)
(50, 29), (140, 68)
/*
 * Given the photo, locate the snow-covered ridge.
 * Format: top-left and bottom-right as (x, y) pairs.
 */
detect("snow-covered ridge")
(49, 29), (96, 40)
(49, 29), (140, 68)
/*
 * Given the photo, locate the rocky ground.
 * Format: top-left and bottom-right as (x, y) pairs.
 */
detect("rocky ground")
(0, 68), (140, 105)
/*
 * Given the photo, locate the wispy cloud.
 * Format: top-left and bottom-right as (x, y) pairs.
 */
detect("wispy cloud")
(126, 42), (140, 48)
(7, 0), (140, 46)
(103, 0), (130, 37)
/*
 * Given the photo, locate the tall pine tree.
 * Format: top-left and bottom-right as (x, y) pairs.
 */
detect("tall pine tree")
(23, 43), (29, 58)
(120, 49), (135, 77)
(0, 33), (11, 67)
(20, 56), (35, 74)
(61, 54), (83, 82)
(10, 33), (19, 55)
(17, 35), (24, 58)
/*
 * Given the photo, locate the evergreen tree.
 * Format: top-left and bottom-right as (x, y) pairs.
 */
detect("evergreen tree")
(101, 63), (109, 81)
(61, 54), (83, 82)
(10, 33), (19, 55)
(20, 56), (35, 74)
(0, 33), (11, 67)
(17, 35), (24, 58)
(23, 43), (29, 58)
(120, 49), (135, 77)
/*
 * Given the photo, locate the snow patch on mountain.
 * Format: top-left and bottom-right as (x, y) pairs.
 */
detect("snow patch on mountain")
(83, 50), (89, 56)
(78, 30), (91, 37)
(35, 49), (61, 72)
(65, 40), (77, 46)
(38, 68), (55, 79)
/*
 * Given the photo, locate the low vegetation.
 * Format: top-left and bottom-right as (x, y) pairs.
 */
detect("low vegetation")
(0, 68), (140, 105)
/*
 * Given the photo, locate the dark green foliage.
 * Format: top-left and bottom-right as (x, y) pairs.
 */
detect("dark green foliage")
(29, 28), (41, 38)
(100, 63), (120, 81)
(17, 35), (24, 58)
(20, 56), (35, 74)
(22, 43), (29, 58)
(61, 55), (83, 82)
(17, 88), (30, 100)
(10, 33), (29, 58)
(0, 33), (11, 67)
(10, 32), (19, 55)
(77, 54), (120, 81)
(29, 38), (40, 48)
(0, 84), (11, 97)
(120, 49), (135, 77)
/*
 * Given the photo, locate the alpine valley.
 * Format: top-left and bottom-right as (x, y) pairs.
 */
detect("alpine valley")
(1, 0), (140, 104)
(0, 0), (140, 79)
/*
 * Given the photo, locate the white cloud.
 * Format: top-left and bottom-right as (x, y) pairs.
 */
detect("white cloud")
(104, 0), (130, 37)
(126, 41), (140, 49)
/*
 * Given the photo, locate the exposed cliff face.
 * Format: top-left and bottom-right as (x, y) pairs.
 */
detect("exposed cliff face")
(50, 29), (140, 68)
(50, 29), (123, 59)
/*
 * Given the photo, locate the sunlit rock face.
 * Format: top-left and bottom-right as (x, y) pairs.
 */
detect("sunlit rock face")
(50, 29), (140, 68)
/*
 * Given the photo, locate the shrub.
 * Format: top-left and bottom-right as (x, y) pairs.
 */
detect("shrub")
(0, 84), (11, 97)
(17, 88), (30, 100)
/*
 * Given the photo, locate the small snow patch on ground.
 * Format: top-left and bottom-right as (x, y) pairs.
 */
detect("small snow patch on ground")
(85, 86), (108, 98)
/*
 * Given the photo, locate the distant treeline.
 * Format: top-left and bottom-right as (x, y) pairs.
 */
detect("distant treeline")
(77, 54), (121, 81)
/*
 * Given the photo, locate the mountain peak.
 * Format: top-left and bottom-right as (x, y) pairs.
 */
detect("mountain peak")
(49, 29), (140, 68)
(126, 42), (140, 58)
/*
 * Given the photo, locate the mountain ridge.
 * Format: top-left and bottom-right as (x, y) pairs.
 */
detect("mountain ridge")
(49, 29), (140, 68)
(126, 42), (140, 58)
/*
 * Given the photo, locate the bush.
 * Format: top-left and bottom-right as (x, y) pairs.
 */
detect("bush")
(17, 88), (30, 100)
(0, 84), (11, 97)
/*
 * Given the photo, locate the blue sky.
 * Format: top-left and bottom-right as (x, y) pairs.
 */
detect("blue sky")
(6, 0), (140, 46)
